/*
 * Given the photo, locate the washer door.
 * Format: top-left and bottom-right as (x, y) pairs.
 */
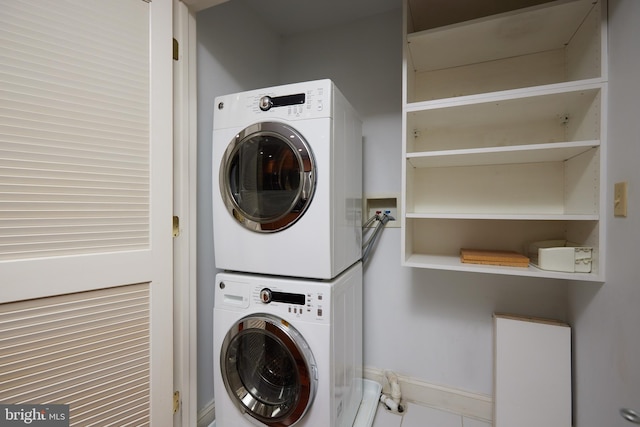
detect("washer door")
(219, 121), (316, 232)
(220, 314), (317, 427)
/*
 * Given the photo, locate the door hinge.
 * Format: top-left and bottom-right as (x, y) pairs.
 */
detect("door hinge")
(173, 391), (180, 413)
(173, 216), (180, 237)
(173, 38), (179, 61)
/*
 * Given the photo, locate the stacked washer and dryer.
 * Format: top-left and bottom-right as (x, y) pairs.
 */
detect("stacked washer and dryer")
(212, 80), (365, 427)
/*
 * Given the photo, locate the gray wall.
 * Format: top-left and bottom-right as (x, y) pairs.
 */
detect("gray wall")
(569, 0), (640, 425)
(196, 1), (572, 413)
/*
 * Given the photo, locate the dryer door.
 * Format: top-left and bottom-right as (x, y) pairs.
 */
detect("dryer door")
(219, 121), (316, 232)
(220, 314), (317, 427)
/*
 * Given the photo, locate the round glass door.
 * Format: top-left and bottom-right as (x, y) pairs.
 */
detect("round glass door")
(220, 314), (317, 426)
(220, 122), (316, 232)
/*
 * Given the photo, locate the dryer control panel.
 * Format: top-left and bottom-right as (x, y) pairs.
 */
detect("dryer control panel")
(213, 79), (334, 127)
(252, 86), (325, 118)
(258, 93), (306, 112)
(255, 286), (328, 320)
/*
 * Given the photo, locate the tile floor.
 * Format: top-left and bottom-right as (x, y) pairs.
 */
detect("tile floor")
(372, 401), (491, 427)
(208, 401), (492, 427)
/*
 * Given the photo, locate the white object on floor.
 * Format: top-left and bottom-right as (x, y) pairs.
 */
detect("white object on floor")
(493, 314), (571, 427)
(353, 379), (382, 427)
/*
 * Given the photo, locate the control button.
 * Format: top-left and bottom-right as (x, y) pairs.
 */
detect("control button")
(259, 96), (273, 111)
(317, 308), (323, 317)
(288, 307), (291, 313)
(318, 294), (323, 301)
(259, 288), (272, 304)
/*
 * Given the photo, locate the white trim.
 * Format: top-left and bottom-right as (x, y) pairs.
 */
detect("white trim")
(196, 399), (216, 427)
(172, 0), (198, 426)
(363, 367), (493, 422)
(182, 0), (228, 13)
(149, 0), (174, 425)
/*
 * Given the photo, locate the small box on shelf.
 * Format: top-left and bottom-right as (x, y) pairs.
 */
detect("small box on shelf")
(527, 240), (593, 273)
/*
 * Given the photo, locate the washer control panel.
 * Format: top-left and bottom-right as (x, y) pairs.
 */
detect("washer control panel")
(254, 286), (326, 319)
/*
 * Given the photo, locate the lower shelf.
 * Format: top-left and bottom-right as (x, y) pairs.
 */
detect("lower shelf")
(403, 253), (602, 281)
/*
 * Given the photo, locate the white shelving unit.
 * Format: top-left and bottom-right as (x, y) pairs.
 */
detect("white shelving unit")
(401, 0), (607, 281)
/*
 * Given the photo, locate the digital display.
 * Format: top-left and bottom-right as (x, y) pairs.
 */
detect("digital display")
(271, 290), (306, 305)
(271, 93), (305, 108)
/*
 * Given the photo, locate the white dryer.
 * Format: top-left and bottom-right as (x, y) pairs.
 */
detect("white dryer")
(212, 79), (362, 279)
(213, 262), (363, 427)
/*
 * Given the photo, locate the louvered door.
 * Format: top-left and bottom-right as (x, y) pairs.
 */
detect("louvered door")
(0, 0), (173, 425)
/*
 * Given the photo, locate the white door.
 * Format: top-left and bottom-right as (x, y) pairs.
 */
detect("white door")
(0, 0), (173, 425)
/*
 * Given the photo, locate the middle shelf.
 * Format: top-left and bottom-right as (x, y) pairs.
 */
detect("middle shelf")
(405, 146), (600, 216)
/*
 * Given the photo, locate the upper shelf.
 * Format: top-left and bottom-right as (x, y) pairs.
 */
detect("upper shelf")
(407, 0), (597, 72)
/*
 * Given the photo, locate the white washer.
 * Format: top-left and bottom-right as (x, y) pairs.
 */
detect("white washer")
(212, 79), (362, 279)
(213, 262), (363, 427)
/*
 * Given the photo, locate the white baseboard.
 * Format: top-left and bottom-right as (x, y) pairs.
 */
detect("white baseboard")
(363, 367), (493, 422)
(197, 398), (215, 427)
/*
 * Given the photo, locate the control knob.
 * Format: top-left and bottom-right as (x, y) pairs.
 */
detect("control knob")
(259, 96), (273, 111)
(259, 288), (272, 304)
